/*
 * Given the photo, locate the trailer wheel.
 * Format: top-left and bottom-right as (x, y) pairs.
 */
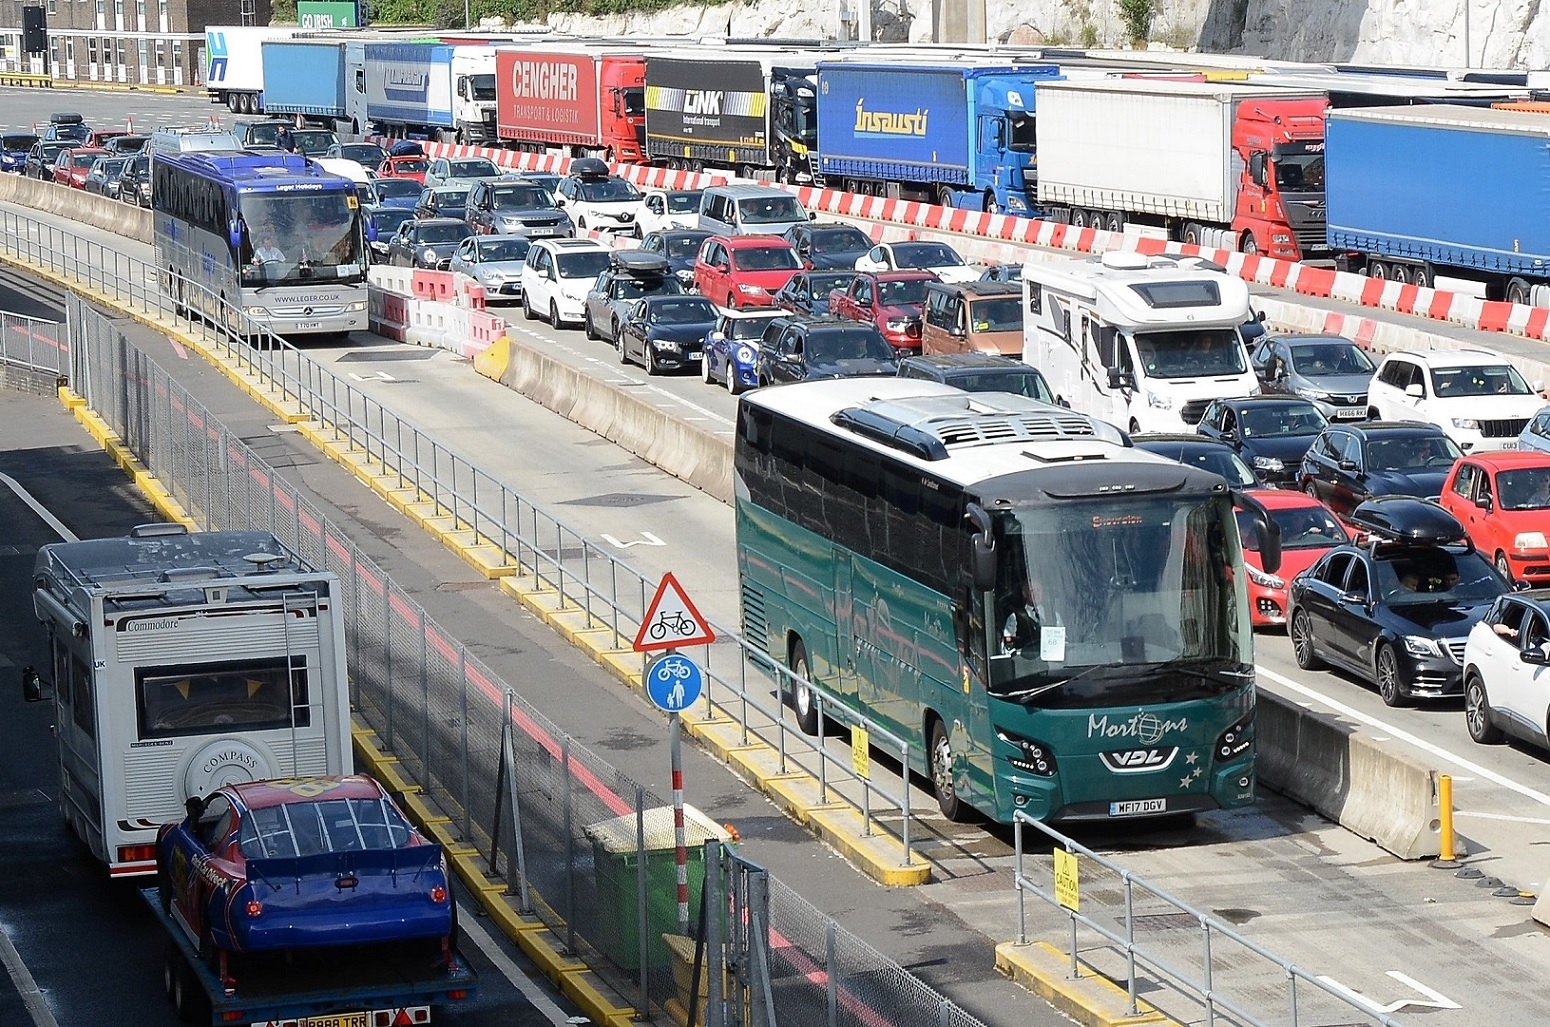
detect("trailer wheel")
(1071, 209), (1089, 229)
(1508, 277), (1532, 306)
(935, 184), (954, 208)
(1104, 211), (1123, 234)
(1392, 264), (1412, 286)
(1413, 265), (1432, 290)
(1368, 260), (1389, 282)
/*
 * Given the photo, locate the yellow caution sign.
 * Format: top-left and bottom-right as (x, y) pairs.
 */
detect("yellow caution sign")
(852, 726), (870, 779)
(1054, 848), (1080, 912)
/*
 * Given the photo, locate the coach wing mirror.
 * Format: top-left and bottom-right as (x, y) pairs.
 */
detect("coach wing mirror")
(1232, 489), (1282, 574)
(965, 503), (997, 591)
(228, 217), (247, 252)
(20, 665), (51, 703)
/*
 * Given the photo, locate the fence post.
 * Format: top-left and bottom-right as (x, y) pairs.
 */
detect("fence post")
(562, 735), (576, 957)
(635, 785), (650, 1012)
(459, 647), (470, 840)
(705, 840), (724, 1027)
(826, 923), (838, 1027)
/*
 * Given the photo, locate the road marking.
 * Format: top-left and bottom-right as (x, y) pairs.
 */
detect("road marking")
(168, 339), (187, 359)
(0, 471), (76, 541)
(1316, 971), (1461, 1013)
(1257, 666), (1550, 808)
(1455, 809), (1550, 825)
(347, 370), (393, 382)
(456, 910), (576, 1025)
(0, 918), (58, 1027)
(601, 531), (665, 549)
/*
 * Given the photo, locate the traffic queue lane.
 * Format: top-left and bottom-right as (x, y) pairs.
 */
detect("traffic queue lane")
(14, 248), (1550, 1024)
(0, 381), (594, 1027)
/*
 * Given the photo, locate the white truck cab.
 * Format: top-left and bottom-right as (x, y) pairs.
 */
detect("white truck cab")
(1023, 251), (1260, 433)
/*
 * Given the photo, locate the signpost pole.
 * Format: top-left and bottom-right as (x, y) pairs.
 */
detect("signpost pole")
(671, 704), (690, 937)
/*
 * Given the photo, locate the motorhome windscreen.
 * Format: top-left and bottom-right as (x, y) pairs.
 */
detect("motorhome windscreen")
(1129, 281), (1222, 309)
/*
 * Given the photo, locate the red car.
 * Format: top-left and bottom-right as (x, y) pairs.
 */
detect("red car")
(380, 154), (430, 184)
(52, 145), (107, 188)
(1439, 450), (1550, 585)
(1237, 489), (1350, 628)
(693, 234), (801, 309)
(827, 270), (938, 355)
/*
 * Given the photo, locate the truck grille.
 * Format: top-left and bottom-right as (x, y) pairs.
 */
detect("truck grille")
(1180, 400), (1210, 425)
(1481, 418), (1529, 439)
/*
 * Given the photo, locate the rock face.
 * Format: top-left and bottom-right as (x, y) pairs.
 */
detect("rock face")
(522, 0), (1544, 68)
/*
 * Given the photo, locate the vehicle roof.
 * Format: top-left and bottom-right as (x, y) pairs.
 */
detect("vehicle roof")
(1382, 348), (1511, 368)
(900, 352), (1030, 370)
(657, 228), (712, 238)
(415, 216), (471, 228)
(225, 774), (389, 810)
(641, 293), (714, 305)
(1245, 487), (1329, 510)
(1327, 420), (1452, 437)
(1457, 449), (1550, 470)
(720, 307), (786, 321)
(1134, 432), (1236, 447)
(716, 234), (796, 248)
(1270, 332), (1358, 346)
(64, 146), (109, 155)
(925, 280), (1021, 298)
(703, 183), (793, 197)
(1216, 394), (1322, 408)
(861, 270), (939, 282)
(534, 237), (609, 252)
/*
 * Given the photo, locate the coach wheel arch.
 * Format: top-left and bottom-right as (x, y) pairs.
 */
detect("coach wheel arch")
(787, 634), (819, 735)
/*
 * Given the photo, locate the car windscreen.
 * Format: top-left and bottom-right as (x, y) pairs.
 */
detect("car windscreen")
(292, 131), (336, 153)
(649, 299), (717, 324)
(451, 159), (499, 178)
(1496, 467), (1550, 511)
(1139, 443), (1257, 487)
(1134, 328), (1248, 379)
(1376, 548), (1503, 605)
(557, 250), (612, 278)
(729, 317), (777, 341)
(577, 177), (640, 201)
(2, 134), (37, 150)
(477, 238), (531, 262)
(1432, 364), (1534, 398)
(806, 273), (853, 297)
(1239, 403), (1327, 438)
(370, 210), (414, 234)
(1288, 340), (1373, 375)
(809, 226), (870, 253)
(96, 158), (126, 176)
(491, 184), (555, 209)
(736, 194), (806, 224)
(807, 328), (895, 362)
(1237, 504), (1346, 551)
(374, 179), (420, 199)
(732, 247), (800, 272)
(665, 191), (700, 213)
(1364, 434), (1462, 473)
(617, 277), (683, 300)
(666, 235), (707, 259)
(876, 279), (930, 306)
(892, 242), (962, 268)
(393, 158), (429, 173)
(432, 188), (471, 208)
(416, 222), (472, 243)
(71, 153), (100, 168)
(342, 144), (385, 165)
(967, 296), (1022, 332)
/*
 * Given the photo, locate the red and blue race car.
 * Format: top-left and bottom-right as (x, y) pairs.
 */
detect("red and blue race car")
(156, 775), (456, 976)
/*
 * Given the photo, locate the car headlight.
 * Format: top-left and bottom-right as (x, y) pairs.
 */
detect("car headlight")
(483, 272), (505, 283)
(1215, 711), (1253, 761)
(1251, 455), (1284, 472)
(1245, 564), (1284, 589)
(245, 305), (266, 315)
(1402, 635), (1441, 658)
(1145, 390), (1173, 410)
(1294, 386), (1329, 403)
(735, 345), (755, 364)
(737, 284), (766, 295)
(884, 317), (913, 331)
(1514, 532), (1548, 552)
(1451, 417), (1479, 429)
(994, 728), (1057, 777)
(675, 269), (695, 283)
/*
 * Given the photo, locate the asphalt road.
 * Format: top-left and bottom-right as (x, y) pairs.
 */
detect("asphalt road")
(0, 88), (218, 138)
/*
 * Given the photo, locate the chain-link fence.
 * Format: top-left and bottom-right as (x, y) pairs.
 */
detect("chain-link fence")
(59, 288), (988, 1027)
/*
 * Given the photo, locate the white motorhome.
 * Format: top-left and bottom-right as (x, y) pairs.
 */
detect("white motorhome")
(1022, 252), (1259, 433)
(23, 524), (352, 877)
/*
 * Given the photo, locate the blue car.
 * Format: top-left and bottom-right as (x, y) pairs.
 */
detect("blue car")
(156, 775), (456, 957)
(701, 308), (784, 394)
(0, 132), (38, 174)
(372, 177), (424, 210)
(1520, 405), (1550, 454)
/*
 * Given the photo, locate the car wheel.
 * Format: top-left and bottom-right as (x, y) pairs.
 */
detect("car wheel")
(1375, 643), (1410, 707)
(645, 344), (660, 376)
(701, 350), (714, 384)
(583, 309), (597, 340)
(617, 333), (630, 366)
(727, 291), (739, 310)
(727, 365), (743, 395)
(788, 638), (819, 735)
(610, 318), (621, 343)
(1465, 673), (1504, 744)
(1303, 481), (1320, 501)
(1496, 551), (1514, 585)
(549, 300), (561, 327)
(1291, 610), (1323, 670)
(522, 292), (536, 321)
(930, 717), (972, 823)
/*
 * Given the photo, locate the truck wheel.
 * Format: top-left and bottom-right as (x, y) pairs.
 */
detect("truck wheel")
(935, 184), (954, 208)
(1182, 223), (1204, 246)
(1071, 208), (1090, 229)
(1368, 260), (1389, 281)
(1508, 277), (1533, 306)
(1104, 211), (1124, 233)
(1392, 264), (1411, 285)
(1413, 265), (1432, 289)
(982, 191), (996, 213)
(1240, 232), (1259, 255)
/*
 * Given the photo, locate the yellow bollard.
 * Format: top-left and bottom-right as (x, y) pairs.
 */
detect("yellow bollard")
(1439, 773), (1455, 862)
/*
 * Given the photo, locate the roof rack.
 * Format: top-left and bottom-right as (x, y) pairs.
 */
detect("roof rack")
(830, 393), (1120, 461)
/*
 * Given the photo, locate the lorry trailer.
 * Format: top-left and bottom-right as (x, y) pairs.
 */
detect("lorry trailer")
(496, 46), (646, 162)
(365, 41), (498, 144)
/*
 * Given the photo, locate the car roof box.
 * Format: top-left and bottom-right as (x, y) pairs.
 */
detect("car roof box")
(571, 156), (611, 178)
(1349, 497), (1466, 546)
(389, 140), (425, 157)
(49, 112), (84, 124)
(611, 250), (671, 278)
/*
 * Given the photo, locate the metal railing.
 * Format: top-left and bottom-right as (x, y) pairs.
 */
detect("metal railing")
(56, 289), (987, 1027)
(0, 205), (925, 860)
(1013, 812), (1406, 1027)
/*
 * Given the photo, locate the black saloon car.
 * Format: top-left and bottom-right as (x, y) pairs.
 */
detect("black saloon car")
(1195, 395), (1329, 487)
(784, 223), (873, 270)
(616, 295), (720, 375)
(24, 140), (69, 180)
(1250, 333), (1377, 422)
(387, 217), (472, 269)
(896, 352), (1055, 401)
(1288, 497), (1507, 705)
(774, 271), (855, 316)
(755, 317), (898, 386)
(1297, 421), (1463, 520)
(1130, 434), (1262, 489)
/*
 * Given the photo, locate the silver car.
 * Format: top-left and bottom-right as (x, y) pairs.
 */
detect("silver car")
(448, 234), (533, 303)
(423, 156), (501, 189)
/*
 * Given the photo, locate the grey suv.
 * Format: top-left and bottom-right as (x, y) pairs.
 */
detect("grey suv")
(465, 179), (572, 238)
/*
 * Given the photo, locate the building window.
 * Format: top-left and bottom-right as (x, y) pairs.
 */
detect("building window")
(47, 0), (56, 14)
(171, 39), (181, 85)
(112, 0), (120, 28)
(88, 37), (96, 68)
(116, 38), (125, 78)
(138, 38), (146, 82)
(95, 0), (104, 27)
(157, 0), (167, 31)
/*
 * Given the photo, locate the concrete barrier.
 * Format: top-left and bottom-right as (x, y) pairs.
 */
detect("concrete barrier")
(1256, 690), (1440, 860)
(0, 174), (151, 243)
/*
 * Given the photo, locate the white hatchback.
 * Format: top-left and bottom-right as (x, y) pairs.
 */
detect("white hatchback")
(520, 238), (613, 328)
(1463, 594), (1550, 750)
(1367, 349), (1545, 453)
(634, 189), (702, 237)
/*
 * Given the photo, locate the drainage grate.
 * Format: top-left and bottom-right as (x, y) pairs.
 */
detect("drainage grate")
(559, 492), (681, 508)
(1124, 913), (1199, 931)
(336, 349), (438, 362)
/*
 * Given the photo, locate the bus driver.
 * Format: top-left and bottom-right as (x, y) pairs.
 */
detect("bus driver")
(1001, 577), (1063, 655)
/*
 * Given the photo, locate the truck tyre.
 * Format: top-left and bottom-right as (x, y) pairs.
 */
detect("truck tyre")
(935, 184), (954, 208)
(1240, 231), (1259, 255)
(1413, 265), (1432, 289)
(1368, 260), (1389, 281)
(1104, 211), (1123, 233)
(1507, 277), (1532, 306)
(1392, 264), (1411, 285)
(930, 717), (971, 823)
(983, 191), (996, 213)
(1071, 209), (1089, 229)
(1182, 223), (1204, 246)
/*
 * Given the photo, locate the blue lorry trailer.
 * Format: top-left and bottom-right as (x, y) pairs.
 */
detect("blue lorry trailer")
(260, 41), (347, 119)
(812, 61), (1060, 215)
(1326, 104), (1550, 304)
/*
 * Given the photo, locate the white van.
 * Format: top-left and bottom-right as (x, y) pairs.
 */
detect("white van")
(698, 184), (811, 237)
(1023, 252), (1260, 434)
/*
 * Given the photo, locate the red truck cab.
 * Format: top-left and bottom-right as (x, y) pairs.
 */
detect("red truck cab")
(828, 270), (938, 355)
(1232, 97), (1328, 261)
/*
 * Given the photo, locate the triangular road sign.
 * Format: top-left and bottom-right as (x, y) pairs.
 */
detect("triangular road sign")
(634, 571), (716, 652)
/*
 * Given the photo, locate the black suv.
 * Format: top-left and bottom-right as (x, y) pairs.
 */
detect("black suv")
(897, 353), (1054, 402)
(755, 316), (898, 386)
(1297, 421), (1462, 519)
(1195, 395), (1329, 487)
(1288, 496), (1507, 705)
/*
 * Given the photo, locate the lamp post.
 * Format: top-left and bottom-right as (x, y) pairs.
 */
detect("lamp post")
(1462, 0), (1470, 68)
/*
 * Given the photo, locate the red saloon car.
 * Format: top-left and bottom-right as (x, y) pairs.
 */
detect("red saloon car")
(379, 154), (430, 184)
(1237, 489), (1350, 628)
(827, 270), (939, 355)
(1439, 449), (1550, 585)
(693, 234), (802, 309)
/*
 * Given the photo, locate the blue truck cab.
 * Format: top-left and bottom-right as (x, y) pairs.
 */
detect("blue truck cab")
(813, 61), (1062, 215)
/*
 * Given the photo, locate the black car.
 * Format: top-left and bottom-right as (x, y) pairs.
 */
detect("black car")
(414, 185), (473, 220)
(24, 141), (69, 180)
(616, 295), (720, 375)
(755, 316), (898, 386)
(1195, 395), (1329, 487)
(784, 223), (873, 270)
(773, 271), (854, 316)
(1131, 433), (1261, 488)
(639, 229), (712, 285)
(386, 217), (472, 269)
(1297, 421), (1462, 520)
(1250, 333), (1377, 422)
(1289, 497), (1507, 705)
(896, 352), (1055, 402)
(117, 153), (151, 207)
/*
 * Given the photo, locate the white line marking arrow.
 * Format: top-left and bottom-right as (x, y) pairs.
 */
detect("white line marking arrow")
(1316, 971), (1461, 1013)
(601, 531), (666, 549)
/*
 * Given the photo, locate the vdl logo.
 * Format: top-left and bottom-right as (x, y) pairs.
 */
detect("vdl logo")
(207, 31), (228, 83)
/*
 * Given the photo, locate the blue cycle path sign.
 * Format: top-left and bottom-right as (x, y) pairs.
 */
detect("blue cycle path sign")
(646, 653), (704, 713)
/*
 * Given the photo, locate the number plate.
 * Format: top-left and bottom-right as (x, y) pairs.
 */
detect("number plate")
(1336, 407), (1366, 419)
(1499, 440), (1519, 449)
(1109, 798), (1167, 817)
(527, 229), (556, 237)
(295, 321), (324, 330)
(300, 1014), (368, 1027)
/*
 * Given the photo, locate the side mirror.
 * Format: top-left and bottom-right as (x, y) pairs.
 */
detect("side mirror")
(808, 211), (817, 220)
(365, 220), (378, 243)
(1536, 380), (1545, 393)
(1477, 494), (1493, 512)
(1107, 368), (1134, 390)
(1404, 383), (1424, 399)
(710, 331), (726, 342)
(1220, 430), (1237, 443)
(965, 503), (997, 591)
(858, 296), (872, 308)
(21, 665), (51, 703)
(1520, 646), (1549, 665)
(1337, 459), (1359, 471)
(1248, 151), (1268, 187)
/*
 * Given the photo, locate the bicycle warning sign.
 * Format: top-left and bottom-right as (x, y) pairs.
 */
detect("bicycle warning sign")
(633, 571), (716, 652)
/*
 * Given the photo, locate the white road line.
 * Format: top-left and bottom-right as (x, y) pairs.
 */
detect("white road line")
(0, 472), (76, 541)
(456, 911), (576, 1025)
(0, 917), (60, 1027)
(1454, 810), (1550, 826)
(1257, 666), (1550, 808)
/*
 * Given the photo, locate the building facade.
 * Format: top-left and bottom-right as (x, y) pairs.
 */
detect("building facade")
(0, 0), (271, 86)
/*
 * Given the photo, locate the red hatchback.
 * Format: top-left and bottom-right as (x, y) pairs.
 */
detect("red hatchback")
(693, 234), (802, 309)
(52, 146), (107, 188)
(828, 270), (938, 355)
(1439, 450), (1550, 585)
(380, 154), (429, 184)
(1236, 489), (1350, 628)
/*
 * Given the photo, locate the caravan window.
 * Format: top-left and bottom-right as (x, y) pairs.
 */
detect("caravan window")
(136, 657), (310, 739)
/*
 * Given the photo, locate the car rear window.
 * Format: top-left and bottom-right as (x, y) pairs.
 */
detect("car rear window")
(239, 797), (417, 856)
